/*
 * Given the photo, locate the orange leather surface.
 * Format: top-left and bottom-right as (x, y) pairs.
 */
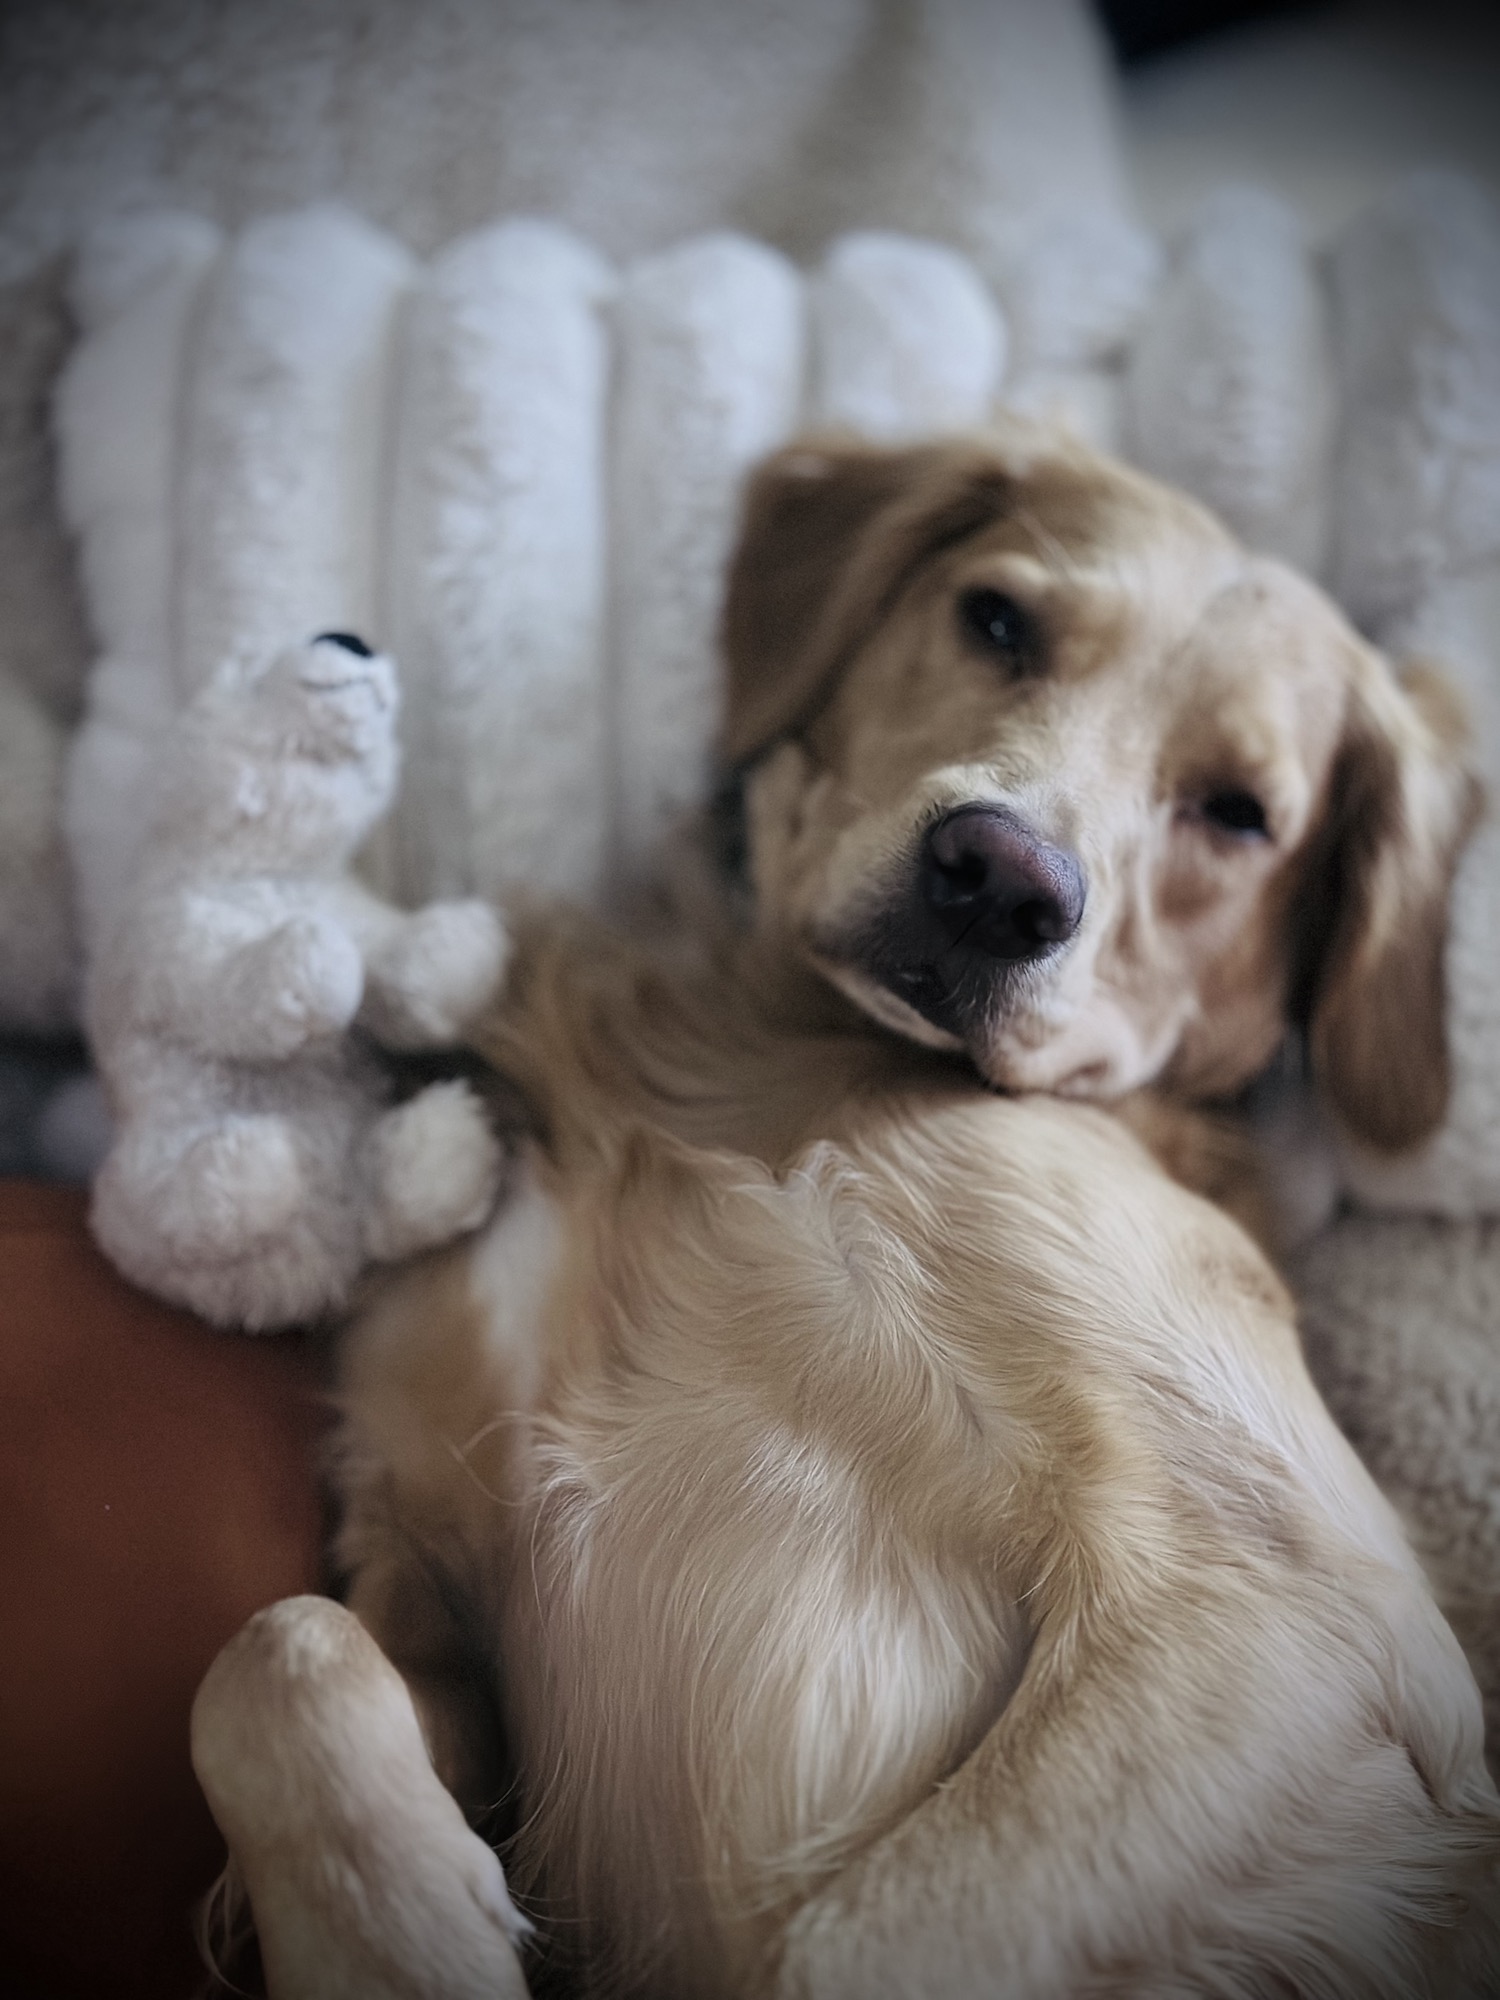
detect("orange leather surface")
(0, 1181), (326, 1999)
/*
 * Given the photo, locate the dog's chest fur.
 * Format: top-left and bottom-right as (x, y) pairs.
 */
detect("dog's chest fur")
(484, 1131), (1034, 1992)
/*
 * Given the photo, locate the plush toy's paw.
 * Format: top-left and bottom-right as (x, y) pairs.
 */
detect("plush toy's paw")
(363, 1082), (505, 1262)
(362, 900), (508, 1049)
(247, 912), (365, 1057)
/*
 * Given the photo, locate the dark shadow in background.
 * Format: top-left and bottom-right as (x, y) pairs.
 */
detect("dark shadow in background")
(1099, 0), (1324, 64)
(1097, 0), (1500, 64)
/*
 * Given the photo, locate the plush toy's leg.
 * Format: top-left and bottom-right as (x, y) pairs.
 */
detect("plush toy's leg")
(363, 1081), (505, 1263)
(95, 1113), (305, 1265)
(191, 1597), (532, 2000)
(91, 1113), (363, 1330)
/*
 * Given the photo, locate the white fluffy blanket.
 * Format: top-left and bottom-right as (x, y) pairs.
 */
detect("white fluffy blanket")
(0, 0), (1497, 1752)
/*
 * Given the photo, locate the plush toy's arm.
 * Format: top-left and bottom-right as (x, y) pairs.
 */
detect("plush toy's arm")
(329, 879), (508, 1050)
(128, 887), (365, 1063)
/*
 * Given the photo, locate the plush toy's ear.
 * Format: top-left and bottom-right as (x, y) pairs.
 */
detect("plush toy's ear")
(719, 437), (1015, 766)
(1298, 652), (1480, 1152)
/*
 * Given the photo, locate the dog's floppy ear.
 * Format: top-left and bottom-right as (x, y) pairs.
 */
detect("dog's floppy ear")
(720, 438), (1014, 766)
(1299, 652), (1480, 1152)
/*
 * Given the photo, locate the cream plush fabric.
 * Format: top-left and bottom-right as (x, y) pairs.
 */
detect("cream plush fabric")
(385, 220), (615, 906)
(1326, 173), (1500, 632)
(1123, 183), (1332, 575)
(608, 234), (806, 878)
(1294, 1212), (1500, 1769)
(0, 0), (1134, 305)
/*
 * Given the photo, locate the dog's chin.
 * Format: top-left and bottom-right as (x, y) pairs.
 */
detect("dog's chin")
(811, 954), (1046, 1085)
(813, 923), (1024, 1052)
(979, 1014), (1169, 1101)
(813, 958), (969, 1054)
(813, 951), (1155, 1105)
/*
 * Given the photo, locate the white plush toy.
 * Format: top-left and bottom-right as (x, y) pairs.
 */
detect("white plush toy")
(87, 632), (507, 1331)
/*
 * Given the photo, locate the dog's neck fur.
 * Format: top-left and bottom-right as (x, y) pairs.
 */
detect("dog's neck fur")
(472, 865), (1272, 1249)
(475, 901), (957, 1170)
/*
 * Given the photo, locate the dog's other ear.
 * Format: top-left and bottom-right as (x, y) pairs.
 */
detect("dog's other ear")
(720, 438), (1014, 766)
(1299, 652), (1480, 1152)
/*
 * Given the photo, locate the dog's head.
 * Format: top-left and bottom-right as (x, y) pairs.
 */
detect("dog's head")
(721, 429), (1478, 1149)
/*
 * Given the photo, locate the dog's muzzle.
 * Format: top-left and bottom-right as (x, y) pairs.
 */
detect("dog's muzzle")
(862, 805), (1087, 1038)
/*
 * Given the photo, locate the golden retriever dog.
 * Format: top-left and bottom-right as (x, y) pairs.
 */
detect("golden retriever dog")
(192, 426), (1500, 2000)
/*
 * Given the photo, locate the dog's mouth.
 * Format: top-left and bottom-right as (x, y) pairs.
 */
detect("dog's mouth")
(826, 925), (1046, 1058)
(882, 951), (1023, 1043)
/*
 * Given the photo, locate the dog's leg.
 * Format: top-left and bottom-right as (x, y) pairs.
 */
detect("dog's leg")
(191, 1596), (532, 2000)
(333, 1170), (563, 1824)
(773, 1570), (1499, 2000)
(338, 1531), (512, 1833)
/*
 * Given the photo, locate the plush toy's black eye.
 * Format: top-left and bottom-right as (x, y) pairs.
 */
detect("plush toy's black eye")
(1199, 789), (1269, 839)
(315, 630), (374, 658)
(957, 588), (1039, 671)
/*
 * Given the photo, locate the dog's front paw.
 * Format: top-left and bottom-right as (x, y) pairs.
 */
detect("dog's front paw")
(193, 1597), (533, 1996)
(363, 1081), (506, 1262)
(363, 900), (508, 1049)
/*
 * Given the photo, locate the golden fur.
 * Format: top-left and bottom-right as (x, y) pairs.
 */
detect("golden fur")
(192, 426), (1498, 1999)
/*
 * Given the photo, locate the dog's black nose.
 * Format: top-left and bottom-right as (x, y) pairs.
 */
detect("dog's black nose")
(314, 630), (375, 658)
(919, 806), (1086, 962)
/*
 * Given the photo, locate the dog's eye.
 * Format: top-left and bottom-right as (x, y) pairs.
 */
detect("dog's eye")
(1197, 789), (1270, 839)
(957, 588), (1039, 671)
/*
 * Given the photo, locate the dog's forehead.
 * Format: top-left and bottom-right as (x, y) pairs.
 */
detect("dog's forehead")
(949, 457), (1239, 636)
(995, 444), (1230, 568)
(958, 466), (1352, 704)
(1161, 558), (1359, 728)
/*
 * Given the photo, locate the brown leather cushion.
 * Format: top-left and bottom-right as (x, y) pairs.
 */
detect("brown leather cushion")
(0, 1181), (325, 2000)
